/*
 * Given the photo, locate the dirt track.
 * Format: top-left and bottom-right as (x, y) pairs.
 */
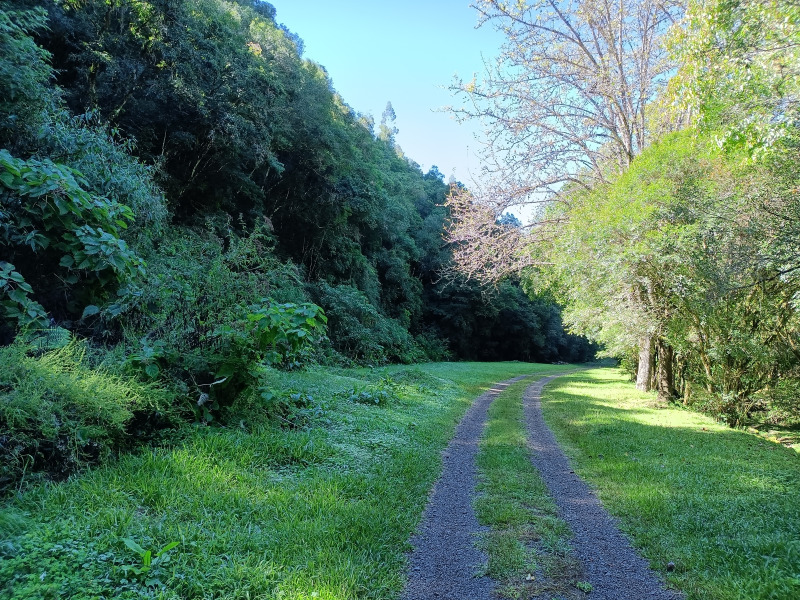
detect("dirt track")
(401, 374), (683, 600)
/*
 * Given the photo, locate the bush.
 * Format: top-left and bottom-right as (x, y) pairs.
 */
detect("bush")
(0, 149), (145, 329)
(110, 225), (328, 421)
(200, 299), (328, 422)
(0, 339), (172, 492)
(119, 223), (308, 348)
(38, 112), (169, 247)
(414, 329), (452, 362)
(0, 5), (166, 333)
(309, 281), (424, 364)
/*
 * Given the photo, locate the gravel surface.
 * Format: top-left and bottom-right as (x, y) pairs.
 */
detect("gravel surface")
(523, 376), (684, 600)
(401, 375), (531, 600)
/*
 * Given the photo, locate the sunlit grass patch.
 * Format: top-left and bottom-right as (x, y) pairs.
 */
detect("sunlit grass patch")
(542, 368), (800, 600)
(0, 361), (564, 599)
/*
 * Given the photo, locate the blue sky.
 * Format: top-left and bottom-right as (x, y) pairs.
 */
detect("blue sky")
(269, 0), (505, 182)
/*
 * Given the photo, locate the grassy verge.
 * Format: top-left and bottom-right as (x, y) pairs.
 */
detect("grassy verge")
(541, 368), (800, 600)
(474, 378), (589, 599)
(0, 361), (564, 600)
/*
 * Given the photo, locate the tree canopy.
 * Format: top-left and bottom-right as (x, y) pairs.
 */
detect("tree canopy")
(448, 0), (800, 422)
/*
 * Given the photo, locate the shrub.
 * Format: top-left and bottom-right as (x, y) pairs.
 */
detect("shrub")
(414, 329), (452, 362)
(234, 385), (327, 429)
(309, 281), (424, 364)
(0, 339), (172, 492)
(114, 225), (326, 422)
(38, 112), (169, 247)
(118, 224), (308, 350)
(203, 299), (328, 421)
(345, 384), (393, 406)
(759, 378), (800, 425)
(0, 149), (144, 329)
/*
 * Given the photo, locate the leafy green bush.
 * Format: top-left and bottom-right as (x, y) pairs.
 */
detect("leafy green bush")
(0, 149), (144, 329)
(202, 299), (328, 421)
(0, 4), (166, 336)
(114, 225), (328, 422)
(38, 113), (169, 246)
(309, 281), (424, 364)
(0, 339), (171, 492)
(413, 329), (452, 362)
(120, 224), (307, 348)
(760, 378), (800, 425)
(347, 386), (392, 406)
(0, 261), (46, 329)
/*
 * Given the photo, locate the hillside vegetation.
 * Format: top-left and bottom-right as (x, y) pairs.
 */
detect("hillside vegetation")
(0, 0), (594, 490)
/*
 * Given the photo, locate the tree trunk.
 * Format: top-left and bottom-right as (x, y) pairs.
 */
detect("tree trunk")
(656, 340), (676, 403)
(635, 337), (654, 391)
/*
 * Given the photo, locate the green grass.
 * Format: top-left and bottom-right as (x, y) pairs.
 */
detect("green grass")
(541, 368), (800, 600)
(0, 361), (564, 600)
(474, 378), (586, 599)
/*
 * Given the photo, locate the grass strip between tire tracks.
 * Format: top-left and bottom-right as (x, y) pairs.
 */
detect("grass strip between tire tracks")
(474, 377), (591, 599)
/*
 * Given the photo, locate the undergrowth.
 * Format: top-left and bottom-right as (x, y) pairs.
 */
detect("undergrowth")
(0, 340), (172, 492)
(0, 361), (564, 599)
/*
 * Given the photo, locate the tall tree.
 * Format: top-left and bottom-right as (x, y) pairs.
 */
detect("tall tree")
(669, 0), (800, 149)
(450, 0), (682, 209)
(446, 0), (683, 387)
(445, 0), (684, 283)
(378, 101), (399, 145)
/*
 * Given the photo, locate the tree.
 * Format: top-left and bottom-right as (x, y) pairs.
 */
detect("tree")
(445, 0), (687, 389)
(41, 0), (298, 218)
(378, 101), (399, 145)
(527, 131), (735, 400)
(669, 0), (800, 150)
(450, 0), (683, 210)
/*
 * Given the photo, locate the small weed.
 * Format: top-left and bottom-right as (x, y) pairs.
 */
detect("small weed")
(120, 538), (180, 589)
(576, 580), (592, 592)
(342, 379), (396, 406)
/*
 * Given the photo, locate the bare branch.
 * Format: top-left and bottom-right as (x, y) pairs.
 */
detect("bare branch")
(445, 0), (685, 283)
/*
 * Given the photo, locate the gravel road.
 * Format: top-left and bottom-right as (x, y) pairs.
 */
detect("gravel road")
(401, 375), (531, 600)
(523, 376), (684, 600)
(401, 374), (684, 600)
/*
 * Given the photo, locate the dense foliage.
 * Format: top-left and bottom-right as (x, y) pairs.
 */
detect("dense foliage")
(521, 0), (800, 424)
(0, 0), (592, 489)
(445, 0), (800, 426)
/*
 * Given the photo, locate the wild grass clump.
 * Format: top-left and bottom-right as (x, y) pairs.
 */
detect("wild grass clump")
(0, 340), (171, 491)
